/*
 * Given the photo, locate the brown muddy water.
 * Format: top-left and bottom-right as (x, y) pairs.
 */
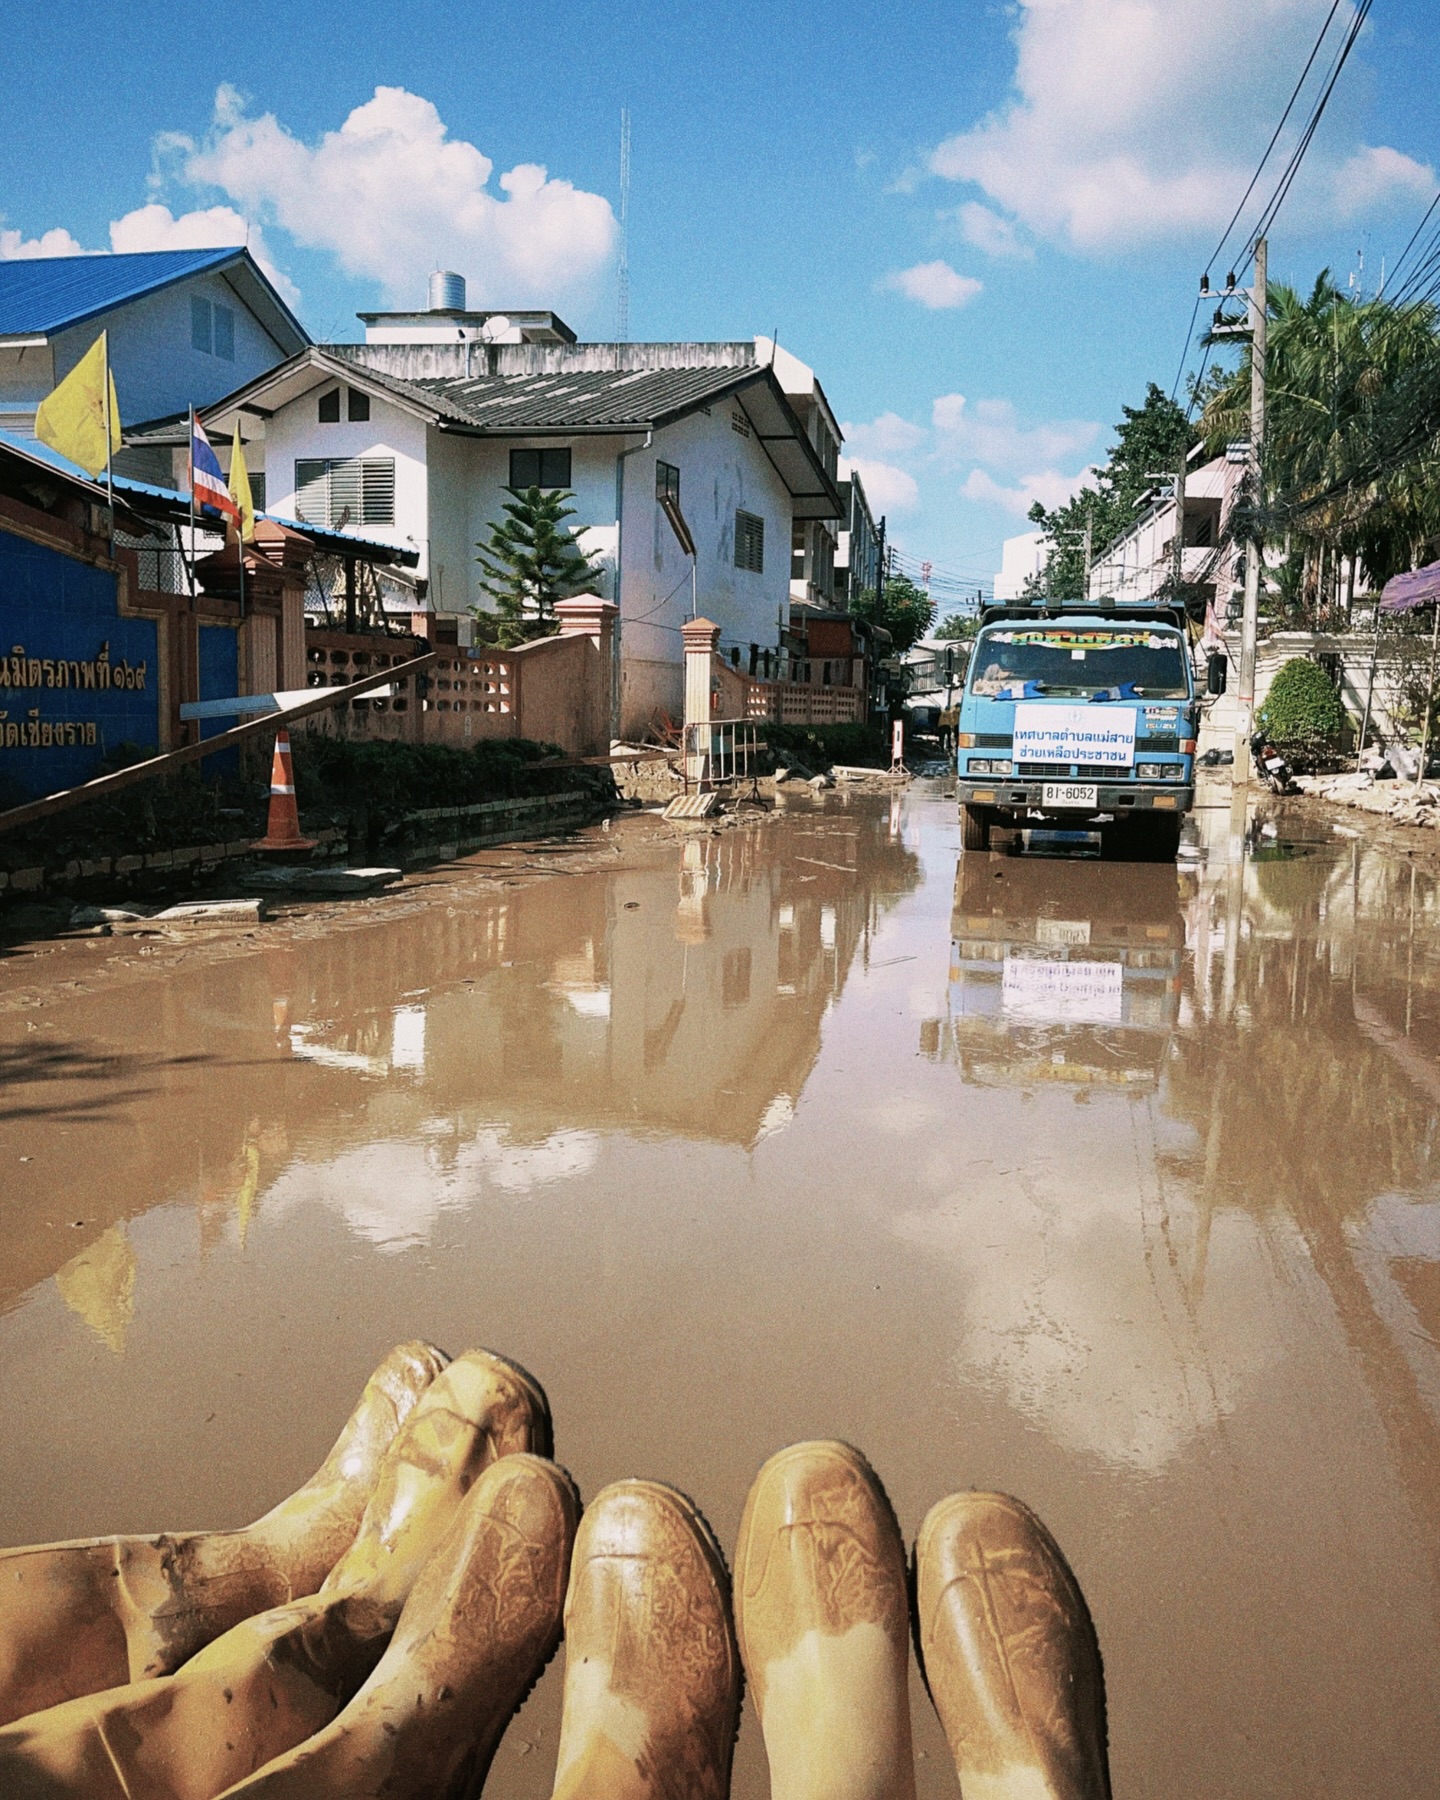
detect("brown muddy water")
(1, 787), (1438, 1798)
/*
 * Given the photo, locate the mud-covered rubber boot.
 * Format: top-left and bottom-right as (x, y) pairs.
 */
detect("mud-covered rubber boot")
(216, 1454), (578, 1800)
(913, 1492), (1111, 1800)
(0, 1349), (551, 1800)
(733, 1440), (916, 1800)
(551, 1480), (741, 1800)
(0, 1339), (449, 1725)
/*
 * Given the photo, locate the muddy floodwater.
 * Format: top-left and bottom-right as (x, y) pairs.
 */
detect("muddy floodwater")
(2, 786), (1439, 1797)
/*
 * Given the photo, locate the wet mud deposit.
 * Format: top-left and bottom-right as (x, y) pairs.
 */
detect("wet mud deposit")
(2, 789), (1438, 1797)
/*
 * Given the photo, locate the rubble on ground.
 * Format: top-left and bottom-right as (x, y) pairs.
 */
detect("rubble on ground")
(1296, 771), (1440, 826)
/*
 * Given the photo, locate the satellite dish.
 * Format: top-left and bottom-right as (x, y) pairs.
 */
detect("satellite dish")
(481, 315), (512, 343)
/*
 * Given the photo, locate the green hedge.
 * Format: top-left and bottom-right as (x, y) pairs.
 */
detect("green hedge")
(1257, 658), (1348, 764)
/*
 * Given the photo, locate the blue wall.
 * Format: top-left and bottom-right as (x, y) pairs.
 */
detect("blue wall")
(0, 526), (159, 799)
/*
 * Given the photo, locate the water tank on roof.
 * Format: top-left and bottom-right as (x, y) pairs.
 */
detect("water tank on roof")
(428, 270), (466, 312)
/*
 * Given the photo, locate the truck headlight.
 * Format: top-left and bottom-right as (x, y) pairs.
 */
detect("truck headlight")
(968, 758), (1012, 776)
(1136, 762), (1172, 780)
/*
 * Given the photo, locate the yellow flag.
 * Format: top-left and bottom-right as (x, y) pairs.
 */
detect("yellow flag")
(229, 420), (256, 542)
(34, 332), (121, 479)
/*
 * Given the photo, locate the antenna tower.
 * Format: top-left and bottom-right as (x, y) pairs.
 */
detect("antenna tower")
(617, 107), (631, 343)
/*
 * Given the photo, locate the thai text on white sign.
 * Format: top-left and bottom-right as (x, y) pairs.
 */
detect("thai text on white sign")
(1012, 703), (1135, 767)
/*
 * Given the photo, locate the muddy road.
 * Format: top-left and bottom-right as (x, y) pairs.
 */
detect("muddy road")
(1, 787), (1437, 1797)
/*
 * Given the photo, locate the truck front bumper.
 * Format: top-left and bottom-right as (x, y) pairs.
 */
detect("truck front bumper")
(957, 779), (1194, 820)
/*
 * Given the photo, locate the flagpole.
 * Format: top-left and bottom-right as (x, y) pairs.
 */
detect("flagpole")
(187, 407), (197, 609)
(102, 330), (115, 558)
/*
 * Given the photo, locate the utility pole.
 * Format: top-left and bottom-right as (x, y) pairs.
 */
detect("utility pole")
(1232, 236), (1267, 785)
(616, 109), (631, 343)
(1082, 509), (1093, 600)
(1172, 452), (1187, 600)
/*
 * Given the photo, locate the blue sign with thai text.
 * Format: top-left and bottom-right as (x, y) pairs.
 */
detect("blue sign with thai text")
(0, 525), (160, 800)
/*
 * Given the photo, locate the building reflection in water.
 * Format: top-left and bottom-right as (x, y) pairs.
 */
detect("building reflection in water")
(1, 804), (921, 1321)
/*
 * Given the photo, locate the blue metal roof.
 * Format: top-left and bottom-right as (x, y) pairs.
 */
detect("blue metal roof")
(0, 248), (244, 338)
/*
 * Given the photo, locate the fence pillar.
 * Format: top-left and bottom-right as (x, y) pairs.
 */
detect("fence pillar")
(554, 594), (620, 753)
(682, 615), (720, 786)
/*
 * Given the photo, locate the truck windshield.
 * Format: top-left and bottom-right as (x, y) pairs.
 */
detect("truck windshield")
(968, 627), (1189, 700)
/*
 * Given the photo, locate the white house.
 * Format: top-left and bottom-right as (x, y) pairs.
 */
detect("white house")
(993, 530), (1046, 601)
(197, 310), (841, 739)
(0, 248), (307, 452)
(1087, 444), (1237, 621)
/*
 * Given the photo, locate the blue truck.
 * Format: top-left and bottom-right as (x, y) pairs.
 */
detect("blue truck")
(954, 600), (1197, 858)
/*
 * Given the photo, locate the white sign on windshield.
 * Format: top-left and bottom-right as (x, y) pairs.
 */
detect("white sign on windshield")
(1002, 956), (1124, 1023)
(1013, 703), (1136, 766)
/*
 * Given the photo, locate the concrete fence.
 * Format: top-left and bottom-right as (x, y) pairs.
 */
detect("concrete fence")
(708, 653), (864, 728)
(297, 596), (618, 757)
(1200, 628), (1429, 755)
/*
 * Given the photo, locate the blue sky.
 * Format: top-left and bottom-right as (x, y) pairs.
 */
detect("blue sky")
(4, 0), (1437, 609)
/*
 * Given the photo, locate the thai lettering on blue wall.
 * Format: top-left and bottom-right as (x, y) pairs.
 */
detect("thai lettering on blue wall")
(0, 526), (159, 799)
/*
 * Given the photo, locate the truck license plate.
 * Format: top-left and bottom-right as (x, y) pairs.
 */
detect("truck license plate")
(1042, 782), (1098, 808)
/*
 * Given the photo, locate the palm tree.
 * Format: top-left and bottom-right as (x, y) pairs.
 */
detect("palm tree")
(1201, 275), (1440, 615)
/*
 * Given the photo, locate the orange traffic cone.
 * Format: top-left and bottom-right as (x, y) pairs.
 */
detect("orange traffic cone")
(252, 729), (317, 854)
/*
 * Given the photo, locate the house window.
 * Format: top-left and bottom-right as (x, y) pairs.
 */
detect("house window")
(213, 304), (235, 361)
(318, 389), (341, 423)
(735, 510), (765, 574)
(294, 457), (396, 529)
(191, 296), (212, 354)
(509, 447), (571, 489)
(656, 460), (680, 504)
(791, 522), (807, 581)
(250, 472), (266, 513)
(348, 388), (370, 423)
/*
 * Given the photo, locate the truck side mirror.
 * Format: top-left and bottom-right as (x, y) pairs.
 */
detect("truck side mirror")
(1206, 652), (1228, 696)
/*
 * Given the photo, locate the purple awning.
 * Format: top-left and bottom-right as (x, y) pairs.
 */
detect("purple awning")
(1380, 560), (1440, 612)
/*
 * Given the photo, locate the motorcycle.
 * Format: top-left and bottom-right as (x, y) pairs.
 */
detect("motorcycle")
(1250, 731), (1297, 796)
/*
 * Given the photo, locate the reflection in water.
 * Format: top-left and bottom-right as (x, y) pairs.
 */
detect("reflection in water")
(54, 1225), (136, 1353)
(945, 856), (1185, 1092)
(1, 806), (922, 1318)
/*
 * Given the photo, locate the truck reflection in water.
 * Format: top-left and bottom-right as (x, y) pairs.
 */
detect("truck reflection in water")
(943, 853), (1187, 1092)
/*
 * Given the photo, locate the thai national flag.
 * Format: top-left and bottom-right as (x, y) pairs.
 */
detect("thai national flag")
(190, 415), (240, 524)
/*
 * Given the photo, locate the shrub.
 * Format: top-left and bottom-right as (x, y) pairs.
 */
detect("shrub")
(1257, 658), (1348, 765)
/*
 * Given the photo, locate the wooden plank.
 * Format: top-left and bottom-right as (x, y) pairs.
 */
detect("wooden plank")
(0, 652), (438, 835)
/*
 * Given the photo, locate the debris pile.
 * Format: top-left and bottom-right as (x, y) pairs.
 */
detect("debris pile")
(1296, 772), (1440, 827)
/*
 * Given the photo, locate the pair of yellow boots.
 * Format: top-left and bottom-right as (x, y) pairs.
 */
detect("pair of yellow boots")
(0, 1344), (1109, 1799)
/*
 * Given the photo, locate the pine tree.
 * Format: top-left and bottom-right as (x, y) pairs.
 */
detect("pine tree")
(473, 485), (603, 648)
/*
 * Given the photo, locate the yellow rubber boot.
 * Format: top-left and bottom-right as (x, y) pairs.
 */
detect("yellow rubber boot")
(216, 1454), (579, 1799)
(913, 1492), (1111, 1800)
(0, 1340), (448, 1725)
(0, 1349), (550, 1800)
(734, 1441), (916, 1800)
(551, 1480), (741, 1800)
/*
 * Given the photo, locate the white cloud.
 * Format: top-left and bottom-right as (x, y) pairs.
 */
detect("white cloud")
(1331, 144), (1434, 217)
(962, 467), (1092, 517)
(841, 410), (926, 458)
(884, 259), (983, 310)
(107, 203), (298, 305)
(847, 458), (920, 514)
(930, 0), (1435, 252)
(952, 201), (1031, 260)
(179, 83), (616, 308)
(0, 224), (86, 259)
(932, 394), (1099, 473)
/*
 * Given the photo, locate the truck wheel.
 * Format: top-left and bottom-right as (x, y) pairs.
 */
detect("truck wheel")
(960, 803), (992, 851)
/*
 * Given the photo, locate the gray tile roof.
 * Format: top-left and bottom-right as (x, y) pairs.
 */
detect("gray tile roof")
(325, 351), (760, 432)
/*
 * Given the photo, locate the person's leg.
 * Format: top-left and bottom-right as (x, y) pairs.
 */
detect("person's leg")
(213, 1454), (579, 1799)
(0, 1341), (449, 1724)
(733, 1441), (916, 1800)
(913, 1492), (1111, 1800)
(552, 1480), (741, 1800)
(0, 1350), (550, 1800)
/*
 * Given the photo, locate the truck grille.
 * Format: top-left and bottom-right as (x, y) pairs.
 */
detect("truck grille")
(1016, 762), (1071, 777)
